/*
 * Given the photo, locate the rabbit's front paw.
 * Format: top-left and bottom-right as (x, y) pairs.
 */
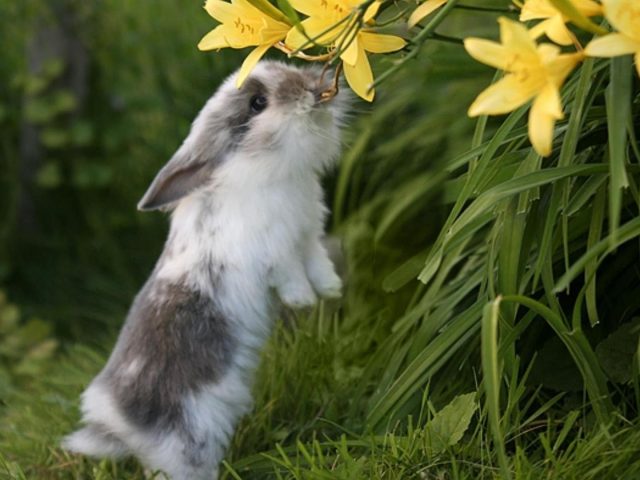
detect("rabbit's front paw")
(279, 282), (318, 309)
(312, 271), (343, 299)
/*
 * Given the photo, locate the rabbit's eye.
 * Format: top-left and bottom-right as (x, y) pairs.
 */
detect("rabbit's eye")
(250, 94), (268, 114)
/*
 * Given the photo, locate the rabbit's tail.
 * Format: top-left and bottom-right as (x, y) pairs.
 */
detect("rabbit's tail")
(62, 424), (129, 458)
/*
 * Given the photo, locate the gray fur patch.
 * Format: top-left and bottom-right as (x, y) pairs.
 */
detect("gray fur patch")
(221, 77), (267, 144)
(101, 277), (234, 430)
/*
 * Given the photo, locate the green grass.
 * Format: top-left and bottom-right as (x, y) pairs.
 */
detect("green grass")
(3, 309), (640, 479)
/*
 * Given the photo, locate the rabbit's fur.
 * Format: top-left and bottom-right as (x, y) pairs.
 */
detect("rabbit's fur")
(63, 61), (347, 479)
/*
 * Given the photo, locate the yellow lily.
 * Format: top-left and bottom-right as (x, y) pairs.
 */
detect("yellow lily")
(198, 0), (291, 87)
(584, 0), (640, 77)
(408, 0), (448, 29)
(520, 0), (602, 46)
(465, 17), (583, 156)
(285, 0), (406, 101)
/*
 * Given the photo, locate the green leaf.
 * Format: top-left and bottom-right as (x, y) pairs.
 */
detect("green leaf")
(382, 250), (428, 292)
(606, 56), (632, 244)
(596, 319), (640, 384)
(367, 302), (482, 429)
(548, 0), (608, 35)
(425, 393), (478, 454)
(481, 297), (512, 479)
(499, 295), (613, 424)
(554, 216), (640, 292)
(276, 0), (300, 25)
(245, 0), (291, 24)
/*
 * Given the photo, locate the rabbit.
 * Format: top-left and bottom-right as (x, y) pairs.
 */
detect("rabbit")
(62, 60), (347, 480)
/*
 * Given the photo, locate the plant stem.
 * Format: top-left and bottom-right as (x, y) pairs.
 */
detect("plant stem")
(371, 0), (461, 90)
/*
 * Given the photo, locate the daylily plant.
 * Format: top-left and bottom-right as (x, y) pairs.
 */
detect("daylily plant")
(198, 0), (291, 87)
(585, 0), (640, 77)
(285, 0), (406, 101)
(196, 0), (636, 157)
(465, 17), (582, 156)
(521, 0), (602, 46)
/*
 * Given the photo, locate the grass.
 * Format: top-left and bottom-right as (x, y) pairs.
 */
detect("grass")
(4, 309), (640, 479)
(2, 0), (640, 478)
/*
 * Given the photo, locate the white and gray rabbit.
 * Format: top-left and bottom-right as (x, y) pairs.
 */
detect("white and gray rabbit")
(63, 61), (347, 480)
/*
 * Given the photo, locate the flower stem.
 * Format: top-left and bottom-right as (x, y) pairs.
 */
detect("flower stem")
(426, 33), (464, 45)
(454, 4), (517, 14)
(371, 0), (461, 90)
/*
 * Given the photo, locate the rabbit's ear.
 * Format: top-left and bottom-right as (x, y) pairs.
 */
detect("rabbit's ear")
(137, 150), (215, 211)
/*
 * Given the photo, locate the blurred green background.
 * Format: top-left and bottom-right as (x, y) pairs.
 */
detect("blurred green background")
(3, 0), (640, 479)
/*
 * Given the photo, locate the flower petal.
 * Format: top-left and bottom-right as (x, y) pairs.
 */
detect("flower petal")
(198, 26), (233, 50)
(364, 1), (383, 23)
(544, 15), (574, 46)
(528, 84), (563, 156)
(468, 74), (539, 116)
(603, 0), (640, 43)
(546, 52), (583, 86)
(204, 0), (238, 23)
(236, 43), (271, 88)
(287, 0), (324, 17)
(574, 0), (603, 16)
(408, 0), (448, 28)
(585, 33), (640, 57)
(499, 17), (538, 60)
(343, 44), (374, 102)
(260, 16), (290, 44)
(520, 0), (557, 21)
(285, 17), (339, 50)
(339, 33), (359, 66)
(464, 38), (509, 70)
(359, 32), (407, 53)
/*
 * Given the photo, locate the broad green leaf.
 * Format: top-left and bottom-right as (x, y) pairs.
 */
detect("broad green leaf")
(425, 393), (478, 454)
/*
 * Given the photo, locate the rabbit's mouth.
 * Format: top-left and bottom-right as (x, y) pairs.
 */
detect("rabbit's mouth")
(316, 87), (338, 104)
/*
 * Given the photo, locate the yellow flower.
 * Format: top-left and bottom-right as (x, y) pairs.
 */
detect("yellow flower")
(285, 0), (406, 101)
(465, 18), (583, 156)
(585, 0), (640, 77)
(521, 0), (602, 46)
(198, 0), (291, 87)
(408, 0), (448, 29)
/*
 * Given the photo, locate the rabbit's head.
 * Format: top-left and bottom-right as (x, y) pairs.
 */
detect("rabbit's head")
(138, 61), (347, 211)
